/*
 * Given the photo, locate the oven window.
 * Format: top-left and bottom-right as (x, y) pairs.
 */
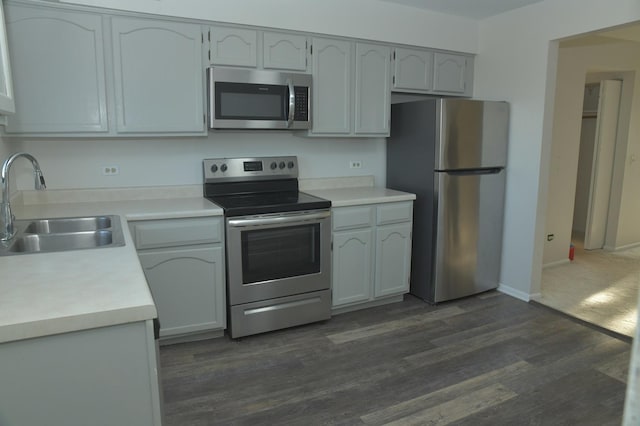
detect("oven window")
(216, 82), (287, 120)
(241, 224), (320, 284)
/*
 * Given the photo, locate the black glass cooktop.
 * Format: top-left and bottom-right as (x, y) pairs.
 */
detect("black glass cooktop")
(207, 191), (330, 217)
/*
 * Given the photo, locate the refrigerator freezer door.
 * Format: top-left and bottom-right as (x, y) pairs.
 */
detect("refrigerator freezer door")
(435, 99), (509, 170)
(433, 168), (505, 302)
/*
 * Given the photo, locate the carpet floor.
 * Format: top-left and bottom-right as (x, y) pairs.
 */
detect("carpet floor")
(537, 238), (639, 338)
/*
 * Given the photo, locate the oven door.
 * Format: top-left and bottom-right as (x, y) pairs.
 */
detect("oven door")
(226, 209), (331, 305)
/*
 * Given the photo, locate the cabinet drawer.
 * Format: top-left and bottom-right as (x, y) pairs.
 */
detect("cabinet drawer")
(332, 206), (375, 231)
(130, 217), (222, 249)
(376, 202), (413, 225)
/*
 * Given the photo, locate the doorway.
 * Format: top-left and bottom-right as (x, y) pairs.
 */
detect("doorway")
(571, 79), (622, 252)
(537, 34), (640, 338)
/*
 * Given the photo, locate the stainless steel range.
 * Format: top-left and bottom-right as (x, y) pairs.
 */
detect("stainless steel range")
(203, 156), (332, 338)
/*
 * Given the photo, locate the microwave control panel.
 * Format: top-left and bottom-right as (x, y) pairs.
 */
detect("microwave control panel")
(294, 87), (309, 121)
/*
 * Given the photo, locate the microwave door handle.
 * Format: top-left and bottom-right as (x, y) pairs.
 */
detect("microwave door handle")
(287, 78), (295, 128)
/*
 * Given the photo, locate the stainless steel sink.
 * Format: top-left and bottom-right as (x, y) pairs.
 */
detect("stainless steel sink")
(0, 215), (125, 256)
(9, 230), (116, 254)
(24, 216), (112, 234)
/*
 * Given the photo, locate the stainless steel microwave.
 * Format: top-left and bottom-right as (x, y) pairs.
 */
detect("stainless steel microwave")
(207, 67), (312, 130)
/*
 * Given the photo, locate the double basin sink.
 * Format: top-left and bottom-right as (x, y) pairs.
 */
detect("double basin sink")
(0, 215), (125, 256)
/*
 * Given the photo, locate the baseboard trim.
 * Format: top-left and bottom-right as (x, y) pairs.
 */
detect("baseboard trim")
(497, 284), (530, 302)
(543, 258), (570, 268)
(604, 241), (640, 251)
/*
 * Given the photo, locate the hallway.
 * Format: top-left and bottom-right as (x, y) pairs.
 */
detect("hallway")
(536, 239), (639, 338)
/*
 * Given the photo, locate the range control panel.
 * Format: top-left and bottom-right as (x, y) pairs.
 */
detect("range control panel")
(203, 156), (298, 182)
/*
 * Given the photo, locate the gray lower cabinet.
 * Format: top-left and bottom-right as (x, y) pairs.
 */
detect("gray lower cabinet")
(332, 201), (413, 311)
(332, 228), (374, 305)
(130, 217), (226, 342)
(0, 320), (162, 426)
(375, 222), (412, 297)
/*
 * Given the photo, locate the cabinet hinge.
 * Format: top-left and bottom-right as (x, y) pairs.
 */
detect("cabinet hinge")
(392, 75), (395, 84)
(393, 51), (396, 60)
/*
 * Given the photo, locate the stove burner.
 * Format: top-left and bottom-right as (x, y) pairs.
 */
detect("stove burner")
(203, 156), (330, 216)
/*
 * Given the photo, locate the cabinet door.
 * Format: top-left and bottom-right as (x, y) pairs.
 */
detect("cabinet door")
(139, 246), (226, 338)
(375, 222), (412, 297)
(332, 228), (374, 307)
(263, 31), (307, 71)
(433, 53), (467, 94)
(0, 1), (14, 115)
(393, 47), (433, 92)
(5, 5), (108, 133)
(354, 42), (390, 135)
(209, 26), (257, 67)
(310, 37), (351, 135)
(112, 17), (204, 134)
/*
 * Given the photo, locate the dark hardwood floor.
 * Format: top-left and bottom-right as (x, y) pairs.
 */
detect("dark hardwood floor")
(159, 292), (631, 425)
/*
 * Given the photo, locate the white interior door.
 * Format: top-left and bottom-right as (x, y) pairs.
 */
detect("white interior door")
(584, 80), (622, 250)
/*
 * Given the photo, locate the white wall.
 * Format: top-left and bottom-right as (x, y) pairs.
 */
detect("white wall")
(544, 44), (640, 265)
(0, 134), (10, 162)
(474, 0), (640, 299)
(58, 0), (479, 53)
(12, 133), (386, 190)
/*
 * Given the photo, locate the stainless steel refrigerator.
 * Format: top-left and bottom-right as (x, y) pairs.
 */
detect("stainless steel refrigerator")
(387, 98), (509, 303)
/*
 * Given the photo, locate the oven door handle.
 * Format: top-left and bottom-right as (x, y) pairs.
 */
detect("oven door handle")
(228, 210), (330, 228)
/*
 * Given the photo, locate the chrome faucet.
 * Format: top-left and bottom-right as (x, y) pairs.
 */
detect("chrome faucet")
(1, 152), (46, 241)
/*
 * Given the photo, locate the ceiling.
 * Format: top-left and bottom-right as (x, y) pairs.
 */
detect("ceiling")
(375, 0), (544, 19)
(373, 0), (640, 45)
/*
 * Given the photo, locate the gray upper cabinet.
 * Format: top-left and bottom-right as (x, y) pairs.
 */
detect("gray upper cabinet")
(5, 4), (108, 134)
(354, 42), (390, 135)
(392, 48), (473, 97)
(310, 37), (351, 135)
(2, 1), (474, 137)
(393, 47), (433, 92)
(310, 38), (391, 137)
(0, 1), (15, 116)
(262, 31), (308, 71)
(208, 26), (257, 67)
(111, 17), (205, 134)
(433, 52), (469, 94)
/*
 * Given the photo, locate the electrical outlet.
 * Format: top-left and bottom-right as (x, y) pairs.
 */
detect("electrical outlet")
(102, 165), (120, 176)
(349, 160), (362, 169)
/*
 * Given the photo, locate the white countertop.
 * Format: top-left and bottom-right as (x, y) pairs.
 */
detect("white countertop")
(305, 186), (416, 207)
(0, 196), (222, 344)
(0, 182), (413, 345)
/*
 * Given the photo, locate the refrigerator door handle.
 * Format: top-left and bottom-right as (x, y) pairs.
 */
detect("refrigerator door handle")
(442, 167), (503, 176)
